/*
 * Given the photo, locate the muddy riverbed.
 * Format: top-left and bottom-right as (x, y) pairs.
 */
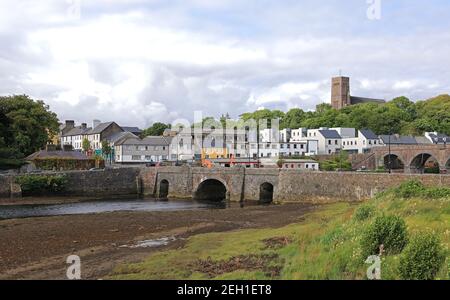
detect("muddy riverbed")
(0, 200), (316, 279)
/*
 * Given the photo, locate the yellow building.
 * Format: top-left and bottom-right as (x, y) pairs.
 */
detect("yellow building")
(201, 147), (228, 159)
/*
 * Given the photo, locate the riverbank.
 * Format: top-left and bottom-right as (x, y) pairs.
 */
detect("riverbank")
(110, 191), (450, 280)
(0, 202), (316, 279)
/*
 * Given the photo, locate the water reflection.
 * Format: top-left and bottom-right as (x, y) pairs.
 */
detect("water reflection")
(0, 198), (228, 220)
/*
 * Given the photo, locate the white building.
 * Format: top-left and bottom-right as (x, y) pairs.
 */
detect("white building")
(341, 129), (381, 154)
(280, 159), (319, 171)
(114, 136), (172, 163)
(304, 128), (342, 155)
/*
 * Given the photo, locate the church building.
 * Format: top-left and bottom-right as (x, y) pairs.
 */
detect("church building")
(331, 76), (385, 110)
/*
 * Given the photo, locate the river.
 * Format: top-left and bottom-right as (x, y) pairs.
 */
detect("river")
(0, 198), (229, 220)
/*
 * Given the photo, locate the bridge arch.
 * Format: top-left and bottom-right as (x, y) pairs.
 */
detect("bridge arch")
(409, 153), (440, 174)
(158, 179), (169, 199)
(382, 154), (405, 171)
(259, 182), (274, 203)
(194, 178), (228, 202)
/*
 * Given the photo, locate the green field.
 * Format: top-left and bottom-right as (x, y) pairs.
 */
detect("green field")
(110, 181), (450, 280)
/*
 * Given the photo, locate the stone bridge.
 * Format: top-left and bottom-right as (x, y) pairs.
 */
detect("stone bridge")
(2, 167), (449, 203)
(371, 144), (450, 174)
(140, 166), (450, 203)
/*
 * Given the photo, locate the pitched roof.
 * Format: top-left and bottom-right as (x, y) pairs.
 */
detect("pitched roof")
(62, 126), (92, 137)
(107, 131), (138, 144)
(359, 129), (378, 140)
(379, 135), (431, 145)
(122, 126), (142, 134)
(318, 130), (341, 139)
(350, 96), (386, 104)
(26, 150), (89, 161)
(116, 136), (173, 146)
(86, 122), (116, 134)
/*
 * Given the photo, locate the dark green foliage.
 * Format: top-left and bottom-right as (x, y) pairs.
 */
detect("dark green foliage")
(398, 232), (446, 280)
(353, 205), (375, 221)
(361, 215), (408, 258)
(142, 122), (171, 137)
(395, 180), (426, 198)
(0, 158), (26, 170)
(319, 151), (352, 171)
(0, 95), (59, 158)
(392, 180), (450, 199)
(239, 94), (450, 136)
(15, 174), (68, 196)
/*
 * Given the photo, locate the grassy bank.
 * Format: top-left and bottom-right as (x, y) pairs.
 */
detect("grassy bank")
(110, 181), (449, 280)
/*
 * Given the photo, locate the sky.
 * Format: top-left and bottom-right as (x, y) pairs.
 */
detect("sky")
(1, 0), (450, 128)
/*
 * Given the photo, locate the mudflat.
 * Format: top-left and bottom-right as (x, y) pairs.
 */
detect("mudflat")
(0, 202), (316, 279)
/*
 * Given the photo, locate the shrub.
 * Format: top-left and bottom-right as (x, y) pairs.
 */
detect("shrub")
(422, 187), (450, 199)
(398, 232), (446, 280)
(395, 180), (425, 198)
(361, 215), (408, 258)
(15, 175), (68, 196)
(353, 205), (375, 221)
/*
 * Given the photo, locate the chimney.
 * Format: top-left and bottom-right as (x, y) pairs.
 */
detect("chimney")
(65, 120), (75, 128)
(92, 119), (101, 129)
(62, 120), (75, 135)
(81, 123), (87, 129)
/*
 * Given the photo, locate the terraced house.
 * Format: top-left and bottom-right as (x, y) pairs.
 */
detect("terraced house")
(114, 136), (173, 164)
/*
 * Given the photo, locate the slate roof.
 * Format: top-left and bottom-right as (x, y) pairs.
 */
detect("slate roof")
(116, 136), (173, 146)
(86, 122), (116, 134)
(379, 135), (432, 145)
(350, 96), (386, 104)
(63, 126), (92, 137)
(122, 127), (143, 134)
(359, 129), (378, 140)
(107, 132), (138, 145)
(26, 150), (89, 160)
(318, 130), (341, 139)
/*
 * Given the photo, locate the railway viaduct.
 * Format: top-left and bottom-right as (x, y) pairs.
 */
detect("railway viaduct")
(371, 144), (450, 174)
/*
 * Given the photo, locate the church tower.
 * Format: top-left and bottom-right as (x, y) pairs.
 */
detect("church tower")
(331, 76), (350, 110)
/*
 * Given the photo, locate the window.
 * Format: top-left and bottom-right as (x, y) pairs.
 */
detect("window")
(306, 164), (309, 169)
(328, 140), (331, 145)
(132, 155), (141, 161)
(335, 140), (338, 145)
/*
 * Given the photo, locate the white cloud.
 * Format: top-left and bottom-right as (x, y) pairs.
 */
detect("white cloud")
(0, 1), (450, 127)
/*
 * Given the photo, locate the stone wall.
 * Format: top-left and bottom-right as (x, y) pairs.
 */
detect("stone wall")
(276, 171), (450, 203)
(0, 175), (11, 198)
(62, 168), (141, 197)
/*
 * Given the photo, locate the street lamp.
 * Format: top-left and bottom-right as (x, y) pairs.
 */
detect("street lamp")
(388, 133), (392, 174)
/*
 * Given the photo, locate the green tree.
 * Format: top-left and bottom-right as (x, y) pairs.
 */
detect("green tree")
(142, 122), (171, 137)
(0, 95), (59, 157)
(101, 140), (112, 164)
(82, 138), (91, 153)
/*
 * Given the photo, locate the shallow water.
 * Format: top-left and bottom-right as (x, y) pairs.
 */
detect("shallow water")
(0, 198), (227, 220)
